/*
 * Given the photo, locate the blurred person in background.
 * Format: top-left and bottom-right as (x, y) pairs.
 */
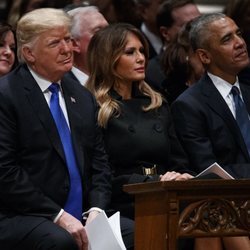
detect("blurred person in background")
(224, 0), (250, 85)
(88, 0), (142, 28)
(135, 0), (164, 59)
(161, 19), (204, 104)
(0, 21), (17, 77)
(7, 0), (48, 29)
(145, 0), (200, 100)
(67, 6), (108, 85)
(224, 0), (250, 53)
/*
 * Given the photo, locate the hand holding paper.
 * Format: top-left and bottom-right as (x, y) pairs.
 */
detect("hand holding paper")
(85, 211), (126, 250)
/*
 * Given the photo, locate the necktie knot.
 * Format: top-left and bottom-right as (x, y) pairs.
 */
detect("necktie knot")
(231, 86), (240, 96)
(49, 83), (60, 94)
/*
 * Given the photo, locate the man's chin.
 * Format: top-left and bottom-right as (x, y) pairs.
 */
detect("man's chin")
(62, 63), (73, 73)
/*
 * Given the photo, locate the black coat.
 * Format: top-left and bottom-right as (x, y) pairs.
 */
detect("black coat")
(103, 87), (191, 219)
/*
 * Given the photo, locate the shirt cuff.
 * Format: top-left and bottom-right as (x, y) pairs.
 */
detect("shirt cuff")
(53, 209), (64, 223)
(82, 207), (103, 220)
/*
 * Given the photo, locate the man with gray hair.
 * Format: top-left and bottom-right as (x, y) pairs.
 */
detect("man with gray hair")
(0, 8), (112, 250)
(67, 6), (108, 86)
(172, 13), (250, 249)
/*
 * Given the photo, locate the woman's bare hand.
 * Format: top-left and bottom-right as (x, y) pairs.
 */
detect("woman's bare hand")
(160, 171), (193, 181)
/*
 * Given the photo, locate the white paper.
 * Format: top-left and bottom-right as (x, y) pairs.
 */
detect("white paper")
(196, 162), (234, 179)
(85, 211), (126, 250)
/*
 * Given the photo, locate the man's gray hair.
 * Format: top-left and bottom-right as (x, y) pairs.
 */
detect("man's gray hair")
(190, 13), (226, 51)
(16, 8), (72, 62)
(67, 6), (99, 39)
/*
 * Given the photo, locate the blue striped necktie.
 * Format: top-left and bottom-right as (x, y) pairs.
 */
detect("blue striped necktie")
(231, 85), (250, 156)
(49, 83), (82, 220)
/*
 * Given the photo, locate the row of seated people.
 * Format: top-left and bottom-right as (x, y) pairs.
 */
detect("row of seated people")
(0, 5), (250, 250)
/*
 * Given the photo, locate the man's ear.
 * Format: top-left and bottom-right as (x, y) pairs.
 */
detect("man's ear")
(71, 38), (81, 53)
(196, 48), (211, 65)
(22, 46), (35, 63)
(159, 26), (171, 43)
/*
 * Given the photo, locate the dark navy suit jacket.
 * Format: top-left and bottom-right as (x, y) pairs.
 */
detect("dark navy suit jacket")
(171, 73), (250, 178)
(0, 64), (111, 245)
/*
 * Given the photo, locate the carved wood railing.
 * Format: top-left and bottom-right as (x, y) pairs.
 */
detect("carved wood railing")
(124, 179), (250, 250)
(179, 199), (250, 236)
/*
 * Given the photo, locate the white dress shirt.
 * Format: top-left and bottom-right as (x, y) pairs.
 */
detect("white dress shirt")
(141, 22), (162, 55)
(208, 72), (242, 119)
(71, 66), (89, 86)
(28, 66), (70, 127)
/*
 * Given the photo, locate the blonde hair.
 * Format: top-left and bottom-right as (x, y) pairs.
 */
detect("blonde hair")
(16, 8), (72, 62)
(86, 23), (163, 127)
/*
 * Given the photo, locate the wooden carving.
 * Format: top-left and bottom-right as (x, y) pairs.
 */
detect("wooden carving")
(179, 199), (250, 236)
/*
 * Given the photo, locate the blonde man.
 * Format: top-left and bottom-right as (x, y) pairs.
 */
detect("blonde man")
(0, 8), (112, 250)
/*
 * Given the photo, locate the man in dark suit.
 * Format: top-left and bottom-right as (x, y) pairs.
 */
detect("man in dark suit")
(0, 8), (112, 250)
(172, 13), (250, 249)
(172, 13), (250, 179)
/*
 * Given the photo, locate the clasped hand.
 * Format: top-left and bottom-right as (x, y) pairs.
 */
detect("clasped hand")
(159, 171), (193, 181)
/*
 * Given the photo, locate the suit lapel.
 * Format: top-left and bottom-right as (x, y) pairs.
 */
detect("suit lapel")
(65, 70), (81, 84)
(21, 65), (66, 162)
(240, 83), (250, 115)
(61, 77), (84, 176)
(201, 74), (250, 159)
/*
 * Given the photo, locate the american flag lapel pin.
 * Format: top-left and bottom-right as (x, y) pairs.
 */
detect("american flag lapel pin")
(70, 97), (76, 103)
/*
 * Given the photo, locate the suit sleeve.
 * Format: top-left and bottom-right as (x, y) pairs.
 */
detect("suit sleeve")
(166, 104), (195, 175)
(171, 97), (218, 174)
(87, 96), (112, 210)
(0, 92), (61, 220)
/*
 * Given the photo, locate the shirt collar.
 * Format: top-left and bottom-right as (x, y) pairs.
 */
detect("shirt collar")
(207, 72), (240, 99)
(141, 23), (162, 55)
(71, 66), (89, 86)
(28, 66), (61, 93)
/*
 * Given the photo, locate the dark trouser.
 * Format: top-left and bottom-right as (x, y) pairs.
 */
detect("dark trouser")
(120, 216), (134, 250)
(18, 220), (78, 250)
(1, 214), (134, 250)
(0, 215), (78, 250)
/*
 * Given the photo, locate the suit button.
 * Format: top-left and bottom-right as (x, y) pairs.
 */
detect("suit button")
(128, 125), (135, 133)
(154, 123), (163, 132)
(64, 186), (69, 192)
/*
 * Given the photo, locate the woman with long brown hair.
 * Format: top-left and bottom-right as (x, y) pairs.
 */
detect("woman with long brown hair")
(86, 22), (193, 220)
